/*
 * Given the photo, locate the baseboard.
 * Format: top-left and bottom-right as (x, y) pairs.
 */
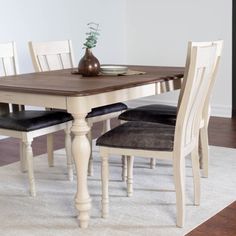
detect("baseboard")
(211, 105), (232, 118)
(125, 99), (232, 118)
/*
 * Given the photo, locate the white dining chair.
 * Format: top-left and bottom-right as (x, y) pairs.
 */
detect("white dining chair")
(119, 40), (223, 178)
(0, 41), (74, 196)
(96, 41), (218, 227)
(28, 40), (128, 176)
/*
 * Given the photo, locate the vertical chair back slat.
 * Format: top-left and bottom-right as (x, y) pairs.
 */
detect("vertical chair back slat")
(177, 41), (223, 121)
(29, 40), (75, 72)
(44, 55), (51, 71)
(202, 41), (223, 124)
(58, 54), (64, 69)
(0, 42), (22, 114)
(2, 58), (7, 76)
(175, 44), (218, 154)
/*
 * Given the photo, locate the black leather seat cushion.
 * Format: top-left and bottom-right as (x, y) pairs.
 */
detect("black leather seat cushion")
(86, 102), (128, 118)
(118, 104), (177, 125)
(0, 110), (73, 132)
(96, 121), (175, 151)
(0, 102), (127, 132)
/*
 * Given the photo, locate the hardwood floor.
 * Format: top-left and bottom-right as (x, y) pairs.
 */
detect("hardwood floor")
(208, 117), (236, 148)
(0, 117), (235, 235)
(186, 201), (236, 236)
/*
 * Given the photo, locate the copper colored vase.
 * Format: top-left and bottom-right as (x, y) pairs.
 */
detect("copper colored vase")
(78, 48), (100, 77)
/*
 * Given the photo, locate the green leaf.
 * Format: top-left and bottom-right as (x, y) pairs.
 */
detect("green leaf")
(83, 22), (100, 48)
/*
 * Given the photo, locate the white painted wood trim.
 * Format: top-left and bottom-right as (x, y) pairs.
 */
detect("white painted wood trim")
(67, 84), (157, 114)
(0, 91), (67, 109)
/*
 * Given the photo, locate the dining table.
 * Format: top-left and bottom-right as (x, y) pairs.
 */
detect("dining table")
(0, 65), (184, 228)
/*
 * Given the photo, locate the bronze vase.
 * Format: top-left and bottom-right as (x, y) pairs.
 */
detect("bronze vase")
(78, 48), (100, 77)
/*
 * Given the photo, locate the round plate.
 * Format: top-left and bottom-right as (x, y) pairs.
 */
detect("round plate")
(100, 65), (128, 75)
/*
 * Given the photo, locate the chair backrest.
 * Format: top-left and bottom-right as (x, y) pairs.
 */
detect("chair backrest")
(0, 42), (19, 76)
(177, 41), (223, 125)
(174, 42), (219, 154)
(201, 41), (223, 124)
(0, 42), (23, 115)
(28, 40), (75, 72)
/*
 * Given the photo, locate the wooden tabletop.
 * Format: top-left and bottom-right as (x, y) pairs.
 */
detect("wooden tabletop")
(0, 66), (184, 96)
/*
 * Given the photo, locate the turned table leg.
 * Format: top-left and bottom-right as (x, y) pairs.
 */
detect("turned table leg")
(71, 113), (92, 229)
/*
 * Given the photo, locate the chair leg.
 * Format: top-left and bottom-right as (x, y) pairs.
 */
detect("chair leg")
(65, 122), (73, 181)
(199, 127), (209, 178)
(119, 119), (128, 181)
(101, 152), (109, 218)
(47, 133), (54, 167)
(87, 127), (93, 176)
(103, 119), (111, 134)
(121, 156), (127, 182)
(173, 154), (185, 228)
(24, 139), (36, 197)
(191, 147), (200, 206)
(127, 156), (134, 197)
(19, 141), (27, 173)
(150, 158), (156, 169)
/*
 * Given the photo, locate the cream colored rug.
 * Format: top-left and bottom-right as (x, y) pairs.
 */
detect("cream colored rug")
(0, 145), (235, 236)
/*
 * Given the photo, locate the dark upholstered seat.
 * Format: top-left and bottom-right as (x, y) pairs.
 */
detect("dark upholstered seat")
(0, 110), (73, 132)
(96, 121), (175, 151)
(0, 102), (127, 132)
(118, 104), (177, 125)
(87, 103), (127, 118)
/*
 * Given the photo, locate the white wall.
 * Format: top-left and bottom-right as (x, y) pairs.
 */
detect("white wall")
(0, 0), (232, 118)
(126, 0), (232, 117)
(0, 0), (127, 139)
(0, 0), (127, 73)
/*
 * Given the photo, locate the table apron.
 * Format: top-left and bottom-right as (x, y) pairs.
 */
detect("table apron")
(67, 83), (158, 114)
(0, 91), (67, 109)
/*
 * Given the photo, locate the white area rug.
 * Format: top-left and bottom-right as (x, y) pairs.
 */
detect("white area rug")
(0, 145), (235, 236)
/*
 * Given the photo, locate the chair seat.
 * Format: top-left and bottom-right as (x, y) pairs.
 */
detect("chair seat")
(87, 102), (128, 118)
(0, 110), (73, 132)
(118, 104), (177, 125)
(96, 121), (175, 151)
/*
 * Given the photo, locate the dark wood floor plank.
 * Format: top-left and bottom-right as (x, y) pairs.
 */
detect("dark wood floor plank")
(208, 117), (236, 148)
(186, 201), (236, 236)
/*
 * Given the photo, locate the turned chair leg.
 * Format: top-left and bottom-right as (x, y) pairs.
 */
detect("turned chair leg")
(173, 154), (185, 228)
(24, 138), (36, 197)
(92, 119), (111, 178)
(122, 156), (127, 182)
(103, 119), (111, 134)
(101, 152), (109, 218)
(119, 119), (128, 181)
(47, 133), (54, 167)
(127, 156), (134, 197)
(150, 158), (156, 169)
(65, 122), (73, 181)
(19, 141), (27, 173)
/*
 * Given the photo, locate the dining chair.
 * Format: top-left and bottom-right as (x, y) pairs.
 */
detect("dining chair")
(119, 40), (223, 178)
(96, 42), (218, 227)
(28, 40), (127, 176)
(0, 41), (74, 196)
